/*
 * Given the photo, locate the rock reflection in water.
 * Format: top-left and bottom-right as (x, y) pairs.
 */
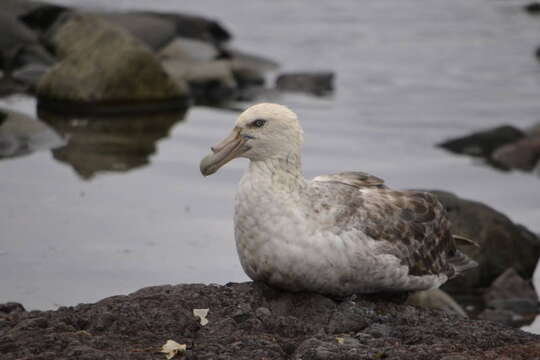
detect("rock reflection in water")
(38, 109), (187, 179)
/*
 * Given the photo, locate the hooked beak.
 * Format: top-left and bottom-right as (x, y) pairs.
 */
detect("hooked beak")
(200, 128), (249, 176)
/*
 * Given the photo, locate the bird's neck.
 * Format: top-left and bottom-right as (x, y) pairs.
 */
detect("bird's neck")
(247, 153), (305, 193)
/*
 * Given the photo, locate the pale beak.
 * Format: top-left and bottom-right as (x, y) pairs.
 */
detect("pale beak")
(200, 128), (248, 176)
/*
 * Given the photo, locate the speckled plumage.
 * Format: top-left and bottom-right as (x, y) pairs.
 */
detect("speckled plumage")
(202, 103), (477, 296)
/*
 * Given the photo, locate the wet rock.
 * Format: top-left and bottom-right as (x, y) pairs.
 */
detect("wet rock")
(38, 108), (186, 179)
(407, 288), (467, 317)
(426, 191), (540, 291)
(276, 71), (334, 96)
(0, 13), (55, 80)
(226, 48), (278, 89)
(225, 48), (279, 74)
(18, 3), (69, 34)
(0, 77), (29, 97)
(438, 125), (524, 158)
(0, 108), (63, 159)
(1, 0), (45, 18)
(492, 135), (540, 171)
(478, 268), (539, 327)
(89, 12), (178, 50)
(2, 282), (540, 359)
(162, 59), (236, 104)
(525, 2), (540, 14)
(484, 268), (538, 305)
(159, 37), (219, 62)
(37, 14), (186, 106)
(151, 12), (232, 44)
(11, 63), (50, 91)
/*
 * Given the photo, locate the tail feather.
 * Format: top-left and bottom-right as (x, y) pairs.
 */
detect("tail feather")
(448, 249), (477, 277)
(452, 234), (480, 248)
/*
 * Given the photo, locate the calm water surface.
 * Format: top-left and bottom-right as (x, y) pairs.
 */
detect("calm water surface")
(1, 0), (539, 313)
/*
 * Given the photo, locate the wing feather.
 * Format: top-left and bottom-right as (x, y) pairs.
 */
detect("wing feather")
(313, 171), (385, 188)
(308, 177), (476, 279)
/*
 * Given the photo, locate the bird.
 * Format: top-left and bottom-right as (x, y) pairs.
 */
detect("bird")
(199, 103), (477, 296)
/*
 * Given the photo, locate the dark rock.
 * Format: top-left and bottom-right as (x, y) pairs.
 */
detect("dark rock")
(1, 0), (45, 18)
(150, 12), (232, 44)
(225, 48), (279, 73)
(38, 108), (186, 180)
(162, 59), (236, 104)
(478, 308), (531, 328)
(159, 43), (277, 103)
(0, 302), (25, 315)
(0, 13), (55, 80)
(226, 48), (278, 89)
(525, 2), (540, 14)
(492, 135), (540, 171)
(276, 71), (334, 96)
(477, 268), (539, 327)
(425, 191), (540, 291)
(438, 125), (525, 158)
(1, 282), (540, 359)
(89, 12), (178, 50)
(0, 76), (29, 96)
(37, 14), (186, 106)
(18, 3), (69, 34)
(484, 268), (538, 306)
(11, 62), (50, 91)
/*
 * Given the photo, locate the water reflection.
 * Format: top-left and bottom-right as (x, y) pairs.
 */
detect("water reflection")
(38, 109), (187, 179)
(0, 107), (63, 159)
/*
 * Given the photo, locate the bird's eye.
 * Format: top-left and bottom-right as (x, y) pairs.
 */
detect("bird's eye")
(252, 119), (266, 128)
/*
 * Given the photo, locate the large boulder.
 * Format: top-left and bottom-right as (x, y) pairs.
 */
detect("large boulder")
(425, 191), (540, 292)
(1, 282), (539, 359)
(37, 14), (188, 108)
(159, 42), (278, 103)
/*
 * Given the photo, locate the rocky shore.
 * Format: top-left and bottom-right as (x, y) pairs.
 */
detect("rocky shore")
(0, 0), (333, 113)
(2, 190), (540, 358)
(2, 282), (540, 360)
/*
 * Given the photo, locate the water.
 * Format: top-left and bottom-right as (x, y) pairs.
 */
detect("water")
(1, 0), (539, 313)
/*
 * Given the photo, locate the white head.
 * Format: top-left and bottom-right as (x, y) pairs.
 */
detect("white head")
(200, 103), (304, 176)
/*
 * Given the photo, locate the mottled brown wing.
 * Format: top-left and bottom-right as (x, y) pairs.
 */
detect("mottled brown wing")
(312, 171), (386, 188)
(311, 175), (475, 278)
(360, 189), (462, 278)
